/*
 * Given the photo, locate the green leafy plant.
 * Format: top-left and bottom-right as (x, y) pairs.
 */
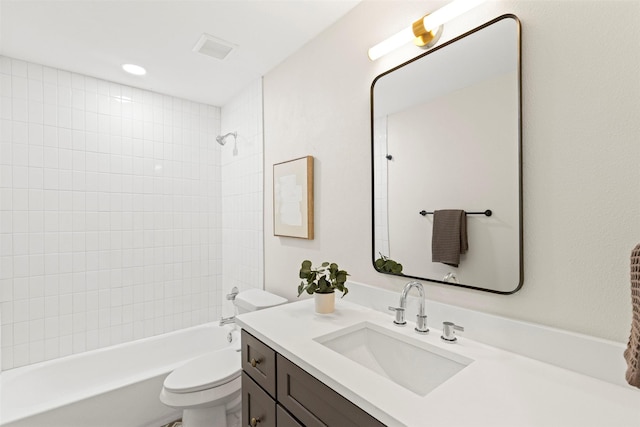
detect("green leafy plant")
(297, 260), (349, 297)
(374, 253), (403, 275)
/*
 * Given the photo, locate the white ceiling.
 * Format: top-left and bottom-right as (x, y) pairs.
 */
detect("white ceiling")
(0, 0), (361, 106)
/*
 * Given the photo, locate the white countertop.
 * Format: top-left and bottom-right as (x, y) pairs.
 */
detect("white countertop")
(236, 298), (640, 427)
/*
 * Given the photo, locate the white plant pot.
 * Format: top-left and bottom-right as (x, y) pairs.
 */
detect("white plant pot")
(314, 292), (335, 314)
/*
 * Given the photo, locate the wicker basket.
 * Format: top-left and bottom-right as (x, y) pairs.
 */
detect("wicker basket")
(624, 243), (640, 388)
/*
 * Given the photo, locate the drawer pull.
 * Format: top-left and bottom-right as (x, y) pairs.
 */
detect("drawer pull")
(250, 416), (261, 427)
(250, 358), (261, 367)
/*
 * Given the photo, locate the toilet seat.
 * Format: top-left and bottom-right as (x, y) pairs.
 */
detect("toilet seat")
(160, 375), (242, 410)
(164, 348), (241, 393)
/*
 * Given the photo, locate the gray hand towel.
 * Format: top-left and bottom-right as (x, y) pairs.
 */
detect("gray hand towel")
(624, 242), (640, 388)
(431, 210), (468, 267)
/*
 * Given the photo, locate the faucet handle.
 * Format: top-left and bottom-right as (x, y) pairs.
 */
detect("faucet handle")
(226, 286), (239, 300)
(388, 306), (406, 326)
(415, 314), (429, 334)
(441, 321), (464, 343)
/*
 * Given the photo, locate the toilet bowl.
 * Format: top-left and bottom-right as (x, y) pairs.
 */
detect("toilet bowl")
(159, 289), (286, 427)
(160, 348), (242, 427)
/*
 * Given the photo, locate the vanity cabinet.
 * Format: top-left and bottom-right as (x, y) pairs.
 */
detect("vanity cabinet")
(242, 372), (277, 427)
(241, 330), (385, 427)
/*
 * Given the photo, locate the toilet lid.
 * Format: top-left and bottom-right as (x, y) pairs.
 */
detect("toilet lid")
(164, 348), (241, 393)
(234, 289), (287, 312)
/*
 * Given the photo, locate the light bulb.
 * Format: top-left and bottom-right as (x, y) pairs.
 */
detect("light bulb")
(122, 63), (146, 76)
(368, 0), (487, 61)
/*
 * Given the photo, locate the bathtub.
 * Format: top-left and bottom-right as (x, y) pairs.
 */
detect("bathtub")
(0, 323), (240, 427)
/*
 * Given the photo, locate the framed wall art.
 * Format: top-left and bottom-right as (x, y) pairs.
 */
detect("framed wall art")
(273, 156), (314, 239)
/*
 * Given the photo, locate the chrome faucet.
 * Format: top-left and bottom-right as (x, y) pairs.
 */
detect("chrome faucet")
(219, 316), (236, 326)
(388, 281), (429, 334)
(219, 287), (239, 326)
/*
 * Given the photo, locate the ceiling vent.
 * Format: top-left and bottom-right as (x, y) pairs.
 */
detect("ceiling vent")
(193, 33), (237, 60)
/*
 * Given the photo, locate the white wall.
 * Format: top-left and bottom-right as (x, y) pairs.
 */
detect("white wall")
(263, 1), (640, 342)
(0, 57), (223, 369)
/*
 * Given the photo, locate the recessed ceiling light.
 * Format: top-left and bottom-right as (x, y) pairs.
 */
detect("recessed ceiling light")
(122, 63), (146, 76)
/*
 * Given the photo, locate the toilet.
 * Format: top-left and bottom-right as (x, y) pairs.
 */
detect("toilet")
(159, 289), (287, 427)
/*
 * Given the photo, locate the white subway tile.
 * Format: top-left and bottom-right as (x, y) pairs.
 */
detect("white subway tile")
(58, 313), (72, 336)
(43, 233), (59, 254)
(28, 232), (44, 254)
(44, 296), (59, 319)
(71, 73), (84, 90)
(11, 98), (27, 122)
(28, 254), (44, 276)
(27, 64), (43, 81)
(1, 300), (13, 324)
(1, 321), (14, 347)
(57, 86), (71, 107)
(86, 329), (99, 350)
(29, 297), (45, 319)
(0, 279), (13, 300)
(43, 83), (57, 105)
(58, 274), (72, 295)
(13, 343), (29, 367)
(72, 89), (84, 110)
(0, 57), (12, 75)
(12, 76), (28, 100)
(44, 252), (59, 274)
(28, 80), (43, 102)
(28, 339), (45, 363)
(57, 106), (71, 128)
(44, 337), (59, 360)
(42, 67), (57, 84)
(28, 167), (43, 189)
(59, 334), (72, 356)
(72, 331), (86, 353)
(43, 103), (57, 126)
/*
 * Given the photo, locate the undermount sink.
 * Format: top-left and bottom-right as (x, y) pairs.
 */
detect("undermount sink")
(314, 322), (473, 396)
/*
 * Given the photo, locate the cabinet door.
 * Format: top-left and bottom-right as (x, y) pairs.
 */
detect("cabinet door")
(276, 354), (386, 427)
(243, 372), (276, 427)
(276, 405), (303, 427)
(242, 330), (278, 398)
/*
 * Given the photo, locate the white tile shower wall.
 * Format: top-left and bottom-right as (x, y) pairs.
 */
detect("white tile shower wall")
(220, 79), (264, 317)
(0, 56), (223, 370)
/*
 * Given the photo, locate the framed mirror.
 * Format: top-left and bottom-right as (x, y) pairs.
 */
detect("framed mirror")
(371, 15), (522, 294)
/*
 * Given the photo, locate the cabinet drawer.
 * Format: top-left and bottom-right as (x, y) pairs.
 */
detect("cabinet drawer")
(276, 354), (386, 427)
(277, 405), (303, 427)
(242, 372), (276, 427)
(242, 330), (277, 398)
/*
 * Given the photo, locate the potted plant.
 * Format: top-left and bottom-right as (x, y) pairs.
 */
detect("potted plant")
(297, 260), (349, 313)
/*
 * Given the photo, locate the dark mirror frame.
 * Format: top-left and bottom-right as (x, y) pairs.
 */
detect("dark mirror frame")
(370, 14), (523, 294)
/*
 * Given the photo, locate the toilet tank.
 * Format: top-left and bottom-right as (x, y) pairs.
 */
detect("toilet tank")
(234, 289), (287, 314)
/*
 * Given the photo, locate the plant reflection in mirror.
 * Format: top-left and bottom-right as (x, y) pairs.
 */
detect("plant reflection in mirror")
(375, 253), (404, 275)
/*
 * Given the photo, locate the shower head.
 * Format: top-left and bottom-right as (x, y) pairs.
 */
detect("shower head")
(216, 131), (237, 146)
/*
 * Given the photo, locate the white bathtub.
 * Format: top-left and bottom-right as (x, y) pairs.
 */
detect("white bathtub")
(0, 323), (240, 427)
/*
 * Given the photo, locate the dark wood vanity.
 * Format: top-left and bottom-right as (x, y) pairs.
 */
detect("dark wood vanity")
(241, 330), (386, 427)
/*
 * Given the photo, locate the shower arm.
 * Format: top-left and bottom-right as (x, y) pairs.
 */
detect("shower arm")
(216, 131), (237, 146)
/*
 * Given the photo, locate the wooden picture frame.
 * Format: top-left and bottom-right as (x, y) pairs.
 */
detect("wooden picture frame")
(273, 156), (314, 239)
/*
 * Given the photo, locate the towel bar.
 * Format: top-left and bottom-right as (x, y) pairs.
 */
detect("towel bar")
(419, 210), (492, 217)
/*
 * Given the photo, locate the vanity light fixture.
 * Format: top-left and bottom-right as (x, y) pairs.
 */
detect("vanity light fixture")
(368, 0), (487, 61)
(122, 63), (147, 76)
